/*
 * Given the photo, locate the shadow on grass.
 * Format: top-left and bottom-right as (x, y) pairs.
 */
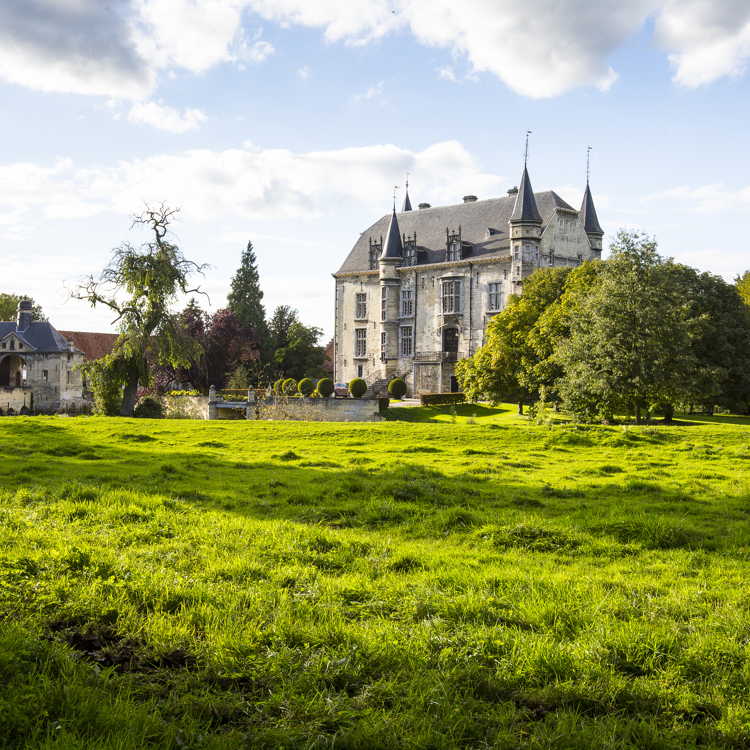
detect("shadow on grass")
(382, 403), (513, 423)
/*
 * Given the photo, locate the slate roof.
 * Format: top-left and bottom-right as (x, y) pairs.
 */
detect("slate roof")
(580, 182), (604, 236)
(381, 209), (404, 259)
(510, 165), (542, 224)
(58, 331), (119, 361)
(336, 190), (576, 275)
(402, 190), (412, 212)
(0, 321), (78, 353)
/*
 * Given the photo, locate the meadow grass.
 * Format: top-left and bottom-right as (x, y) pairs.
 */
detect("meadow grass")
(2, 407), (750, 748)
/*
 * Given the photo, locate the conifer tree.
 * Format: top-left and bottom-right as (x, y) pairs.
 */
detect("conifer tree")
(227, 241), (271, 360)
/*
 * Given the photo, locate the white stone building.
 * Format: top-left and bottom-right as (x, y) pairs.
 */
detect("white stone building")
(0, 300), (86, 414)
(332, 165), (604, 396)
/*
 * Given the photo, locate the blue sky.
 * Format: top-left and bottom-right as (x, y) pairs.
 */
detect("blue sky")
(2, 0), (750, 340)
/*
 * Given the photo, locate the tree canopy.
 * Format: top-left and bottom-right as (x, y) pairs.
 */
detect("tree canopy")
(70, 204), (208, 416)
(457, 229), (750, 422)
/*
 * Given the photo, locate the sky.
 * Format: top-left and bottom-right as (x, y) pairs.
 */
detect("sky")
(2, 0), (750, 342)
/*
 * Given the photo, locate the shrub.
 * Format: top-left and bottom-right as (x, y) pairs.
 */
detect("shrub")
(298, 378), (315, 396)
(317, 378), (334, 398)
(420, 393), (466, 406)
(349, 378), (367, 398)
(274, 379), (284, 394)
(133, 395), (165, 419)
(310, 390), (321, 398)
(388, 378), (407, 399)
(378, 397), (390, 410)
(81, 355), (123, 417)
(282, 378), (297, 395)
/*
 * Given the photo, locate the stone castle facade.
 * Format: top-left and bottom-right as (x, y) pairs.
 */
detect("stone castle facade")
(0, 300), (87, 414)
(332, 164), (604, 396)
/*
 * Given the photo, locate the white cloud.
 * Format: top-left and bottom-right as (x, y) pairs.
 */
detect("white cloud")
(128, 101), (208, 132)
(297, 65), (310, 79)
(351, 81), (383, 102)
(640, 183), (750, 213)
(655, 0), (750, 87)
(2, 0), (750, 105)
(0, 140), (502, 224)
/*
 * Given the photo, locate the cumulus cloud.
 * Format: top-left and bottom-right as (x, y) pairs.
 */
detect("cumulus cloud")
(655, 0), (750, 87)
(128, 101), (208, 132)
(1, 0), (750, 103)
(0, 140), (502, 224)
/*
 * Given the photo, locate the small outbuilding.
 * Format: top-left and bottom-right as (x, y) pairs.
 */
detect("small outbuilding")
(0, 300), (87, 414)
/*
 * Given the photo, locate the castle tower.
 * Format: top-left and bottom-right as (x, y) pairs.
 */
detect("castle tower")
(379, 206), (403, 374)
(508, 164), (542, 285)
(580, 181), (604, 257)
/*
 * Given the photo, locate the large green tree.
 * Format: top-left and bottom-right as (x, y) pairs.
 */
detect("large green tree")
(0, 294), (46, 322)
(676, 267), (750, 414)
(227, 241), (272, 362)
(556, 230), (695, 423)
(274, 321), (327, 381)
(71, 204), (207, 416)
(456, 267), (570, 413)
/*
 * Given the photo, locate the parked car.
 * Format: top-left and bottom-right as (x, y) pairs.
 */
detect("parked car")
(334, 382), (349, 397)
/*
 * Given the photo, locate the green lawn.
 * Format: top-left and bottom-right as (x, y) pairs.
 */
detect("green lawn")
(2, 411), (750, 748)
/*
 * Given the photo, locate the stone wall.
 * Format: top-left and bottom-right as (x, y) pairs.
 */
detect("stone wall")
(0, 387), (33, 415)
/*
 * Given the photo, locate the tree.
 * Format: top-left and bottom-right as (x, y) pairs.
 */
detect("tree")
(227, 241), (272, 361)
(676, 267), (750, 415)
(274, 321), (327, 381)
(556, 230), (696, 423)
(0, 294), (46, 322)
(269, 305), (299, 351)
(456, 267), (570, 413)
(70, 204), (208, 416)
(735, 270), (750, 307)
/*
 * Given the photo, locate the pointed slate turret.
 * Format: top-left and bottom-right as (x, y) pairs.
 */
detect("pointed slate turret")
(580, 181), (604, 255)
(580, 182), (603, 236)
(380, 208), (403, 259)
(510, 165), (542, 225)
(402, 188), (412, 212)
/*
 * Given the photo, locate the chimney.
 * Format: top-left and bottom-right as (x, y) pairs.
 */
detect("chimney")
(418, 203), (431, 210)
(67, 339), (75, 352)
(507, 186), (518, 196)
(16, 299), (32, 331)
(463, 195), (477, 203)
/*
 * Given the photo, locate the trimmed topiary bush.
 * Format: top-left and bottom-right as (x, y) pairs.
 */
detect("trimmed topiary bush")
(298, 378), (315, 396)
(317, 378), (334, 398)
(349, 377), (367, 399)
(282, 378), (297, 396)
(388, 378), (407, 399)
(133, 395), (165, 419)
(274, 379), (284, 394)
(310, 389), (321, 398)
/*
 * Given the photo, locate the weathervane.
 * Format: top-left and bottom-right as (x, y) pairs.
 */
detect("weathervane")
(524, 130), (532, 165)
(405, 172), (410, 191)
(586, 145), (592, 183)
(393, 184), (399, 211)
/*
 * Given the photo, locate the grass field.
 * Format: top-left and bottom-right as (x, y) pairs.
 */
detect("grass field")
(2, 406), (750, 748)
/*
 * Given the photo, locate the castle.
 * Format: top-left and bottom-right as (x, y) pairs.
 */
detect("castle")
(0, 300), (87, 414)
(332, 163), (604, 396)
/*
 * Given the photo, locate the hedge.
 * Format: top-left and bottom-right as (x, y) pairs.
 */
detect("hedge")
(377, 397), (390, 410)
(349, 378), (367, 398)
(420, 392), (466, 406)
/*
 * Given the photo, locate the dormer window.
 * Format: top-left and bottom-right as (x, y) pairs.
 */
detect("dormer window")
(446, 227), (462, 262)
(368, 236), (382, 270)
(10, 340), (14, 350)
(403, 234), (417, 266)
